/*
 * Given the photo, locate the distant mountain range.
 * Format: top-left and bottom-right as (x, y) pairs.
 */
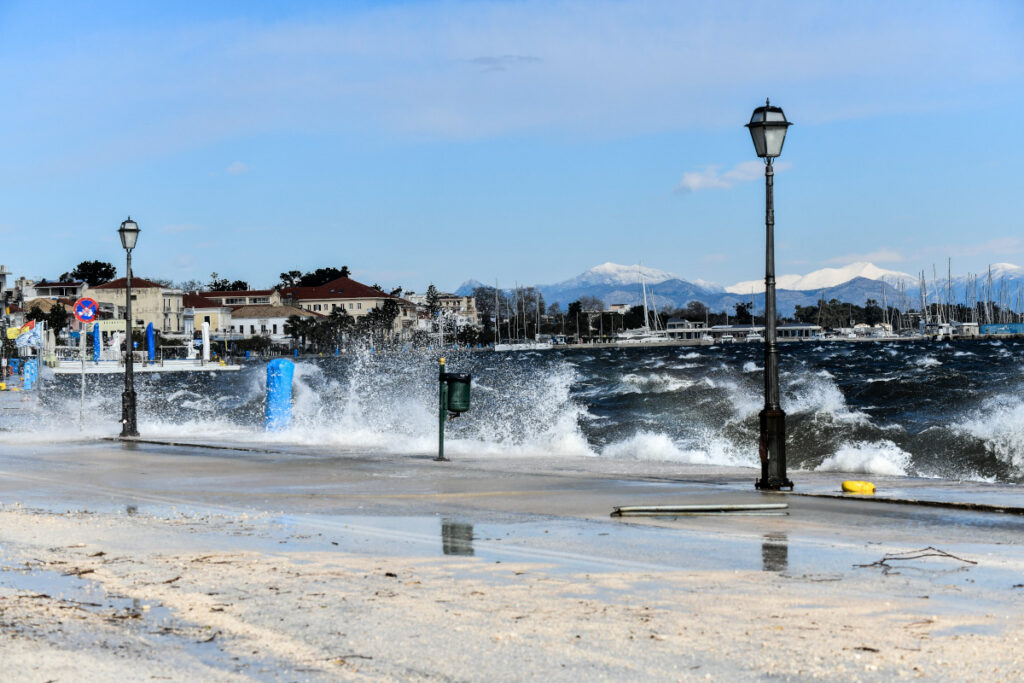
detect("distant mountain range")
(454, 261), (1024, 317)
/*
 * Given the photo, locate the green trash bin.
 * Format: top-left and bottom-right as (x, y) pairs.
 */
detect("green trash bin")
(444, 373), (471, 414)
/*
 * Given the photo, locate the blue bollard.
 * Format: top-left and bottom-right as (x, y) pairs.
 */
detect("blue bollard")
(245, 350), (251, 360)
(23, 359), (37, 390)
(265, 359), (295, 431)
(293, 348), (298, 357)
(146, 323), (155, 362)
(93, 323), (100, 362)
(334, 347), (339, 356)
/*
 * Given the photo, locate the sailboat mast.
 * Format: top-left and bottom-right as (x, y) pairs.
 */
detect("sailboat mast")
(948, 258), (954, 323)
(640, 267), (651, 331)
(535, 291), (540, 341)
(881, 277), (887, 329)
(495, 280), (500, 345)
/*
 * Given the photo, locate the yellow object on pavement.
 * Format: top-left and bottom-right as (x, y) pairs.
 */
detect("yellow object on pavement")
(842, 480), (875, 494)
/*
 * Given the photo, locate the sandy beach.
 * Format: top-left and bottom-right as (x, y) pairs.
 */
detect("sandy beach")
(2, 439), (1024, 681)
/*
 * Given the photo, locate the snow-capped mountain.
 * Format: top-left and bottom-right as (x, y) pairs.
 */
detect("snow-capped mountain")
(453, 259), (1024, 317)
(557, 262), (679, 288)
(726, 262), (915, 295)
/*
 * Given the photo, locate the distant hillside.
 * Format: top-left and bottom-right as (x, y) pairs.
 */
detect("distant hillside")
(453, 261), (1024, 317)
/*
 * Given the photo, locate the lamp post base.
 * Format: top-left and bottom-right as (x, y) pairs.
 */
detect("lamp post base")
(120, 389), (139, 438)
(756, 408), (793, 490)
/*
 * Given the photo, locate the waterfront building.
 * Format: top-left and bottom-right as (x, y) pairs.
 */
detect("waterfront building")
(228, 304), (319, 344)
(90, 277), (184, 335)
(182, 293), (233, 337)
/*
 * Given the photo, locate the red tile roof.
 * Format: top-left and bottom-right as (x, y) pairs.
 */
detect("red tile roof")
(230, 304), (321, 319)
(92, 277), (165, 289)
(281, 277), (397, 301)
(183, 293), (224, 308)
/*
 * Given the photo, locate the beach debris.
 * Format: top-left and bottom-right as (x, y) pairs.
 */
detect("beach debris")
(62, 567), (96, 577)
(842, 480), (875, 494)
(855, 547), (977, 575)
(611, 503), (788, 517)
(329, 654), (373, 666)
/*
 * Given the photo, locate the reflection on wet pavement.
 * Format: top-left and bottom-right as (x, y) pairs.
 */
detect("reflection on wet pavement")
(761, 533), (788, 572)
(441, 520), (474, 556)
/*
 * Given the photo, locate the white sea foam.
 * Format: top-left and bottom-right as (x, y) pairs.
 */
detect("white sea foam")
(914, 355), (942, 367)
(599, 429), (746, 466)
(616, 372), (695, 395)
(815, 440), (911, 476)
(785, 372), (868, 423)
(742, 361), (762, 373)
(956, 395), (1024, 473)
(601, 431), (709, 464)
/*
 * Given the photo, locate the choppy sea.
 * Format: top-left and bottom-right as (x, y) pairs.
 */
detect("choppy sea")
(10, 339), (1024, 484)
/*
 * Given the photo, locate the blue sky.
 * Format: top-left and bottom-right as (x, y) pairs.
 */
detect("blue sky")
(1, 0), (1022, 293)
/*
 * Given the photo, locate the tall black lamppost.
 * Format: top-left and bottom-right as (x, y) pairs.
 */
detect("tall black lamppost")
(119, 216), (140, 438)
(746, 99), (793, 491)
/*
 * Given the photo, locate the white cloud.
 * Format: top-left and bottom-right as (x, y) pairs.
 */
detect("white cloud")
(676, 161), (791, 193)
(3, 0), (1019, 168)
(227, 161), (248, 175)
(827, 248), (905, 264)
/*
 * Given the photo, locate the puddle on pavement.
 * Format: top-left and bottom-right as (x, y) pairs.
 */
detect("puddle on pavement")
(0, 549), (322, 678)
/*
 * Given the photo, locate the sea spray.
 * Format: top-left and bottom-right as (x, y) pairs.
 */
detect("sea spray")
(13, 340), (1024, 483)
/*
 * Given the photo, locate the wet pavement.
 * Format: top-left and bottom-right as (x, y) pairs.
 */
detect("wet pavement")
(3, 438), (1024, 679)
(2, 439), (1023, 583)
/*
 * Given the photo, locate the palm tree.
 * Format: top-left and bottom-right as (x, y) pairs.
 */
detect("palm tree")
(284, 314), (313, 351)
(325, 309), (355, 349)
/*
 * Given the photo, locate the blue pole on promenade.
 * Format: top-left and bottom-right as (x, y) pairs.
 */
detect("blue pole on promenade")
(93, 323), (101, 362)
(146, 323), (155, 362)
(24, 359), (37, 390)
(265, 359), (295, 431)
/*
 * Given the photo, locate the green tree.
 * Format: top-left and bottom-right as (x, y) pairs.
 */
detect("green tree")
(733, 302), (753, 322)
(296, 267), (350, 287)
(472, 285), (511, 341)
(425, 284), (440, 319)
(684, 300), (708, 321)
(284, 314), (314, 349)
(279, 270), (303, 288)
(622, 305), (646, 329)
(864, 298), (883, 326)
(356, 299), (400, 341)
(567, 301), (583, 337)
(25, 306), (47, 325)
(322, 308), (355, 349)
(63, 260), (116, 286)
(48, 303), (70, 336)
(207, 273), (248, 291)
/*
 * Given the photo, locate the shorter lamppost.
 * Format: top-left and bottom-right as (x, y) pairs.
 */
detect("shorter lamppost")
(746, 99), (793, 491)
(119, 216), (140, 438)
